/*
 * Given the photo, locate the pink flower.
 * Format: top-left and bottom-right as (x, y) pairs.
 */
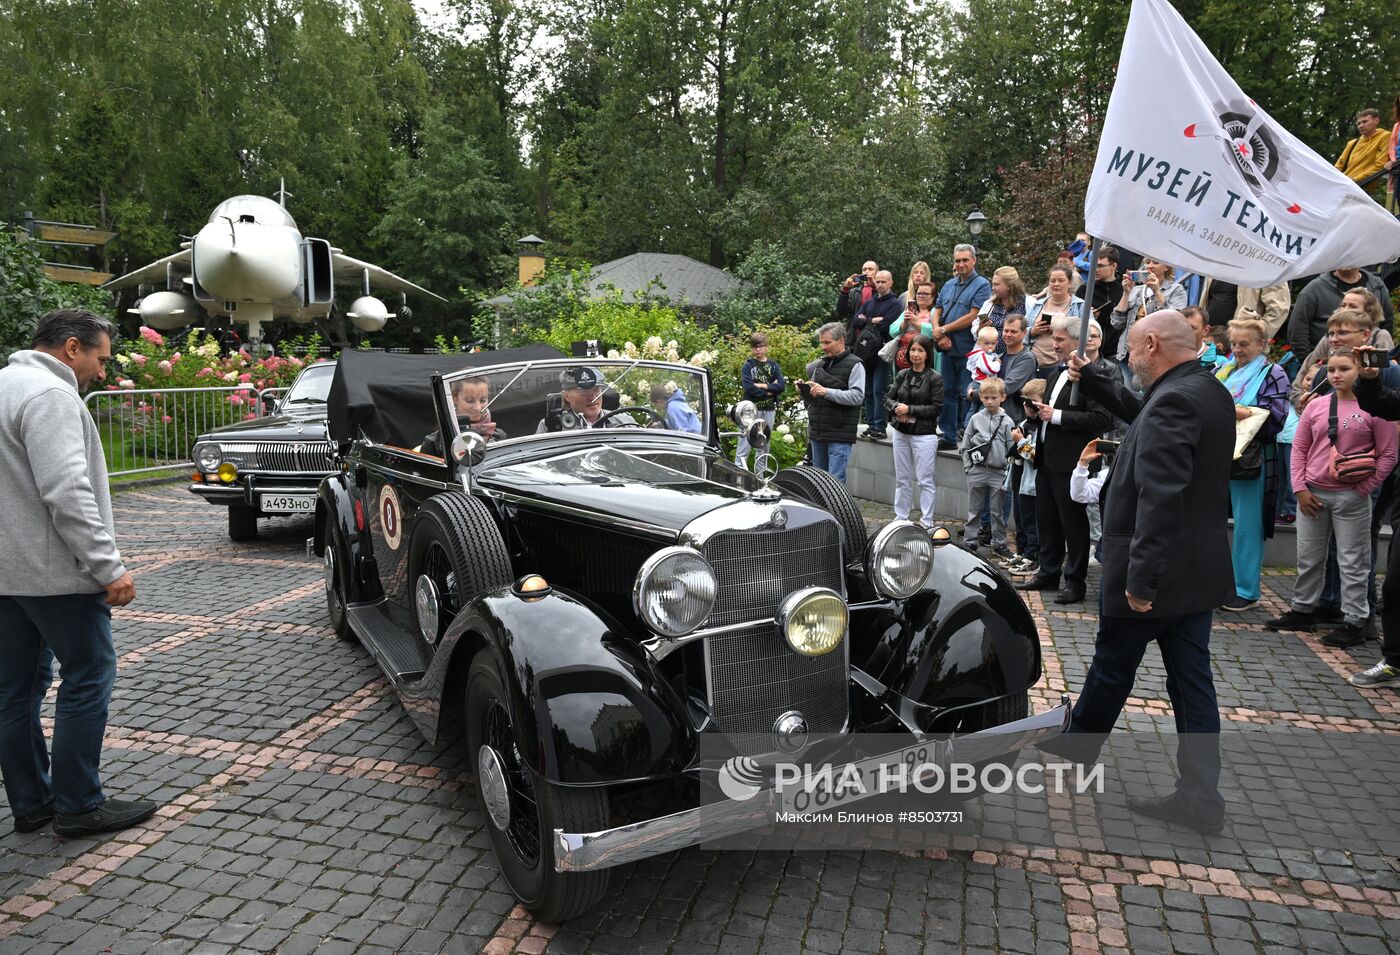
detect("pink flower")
(137, 403), (152, 413)
(170, 352), (181, 362)
(139, 326), (165, 346)
(131, 354), (147, 365)
(197, 367), (213, 378)
(157, 360), (172, 373)
(162, 415), (173, 424)
(255, 379), (265, 389)
(244, 412), (258, 421)
(118, 379), (135, 389)
(227, 395), (245, 406)
(238, 372), (252, 383)
(106, 384), (119, 391)
(289, 356), (304, 367)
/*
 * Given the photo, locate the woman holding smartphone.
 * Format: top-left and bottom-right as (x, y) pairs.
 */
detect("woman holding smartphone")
(885, 336), (944, 523)
(1111, 257), (1187, 361)
(1024, 264), (1083, 377)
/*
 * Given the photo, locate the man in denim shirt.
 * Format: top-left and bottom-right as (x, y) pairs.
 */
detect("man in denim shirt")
(932, 244), (992, 448)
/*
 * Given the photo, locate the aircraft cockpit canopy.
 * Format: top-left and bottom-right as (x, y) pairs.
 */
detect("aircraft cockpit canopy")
(208, 195), (297, 230)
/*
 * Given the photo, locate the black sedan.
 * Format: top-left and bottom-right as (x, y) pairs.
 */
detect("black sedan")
(189, 360), (337, 540)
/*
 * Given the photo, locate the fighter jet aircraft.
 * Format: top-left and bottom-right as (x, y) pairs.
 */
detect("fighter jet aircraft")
(104, 187), (445, 345)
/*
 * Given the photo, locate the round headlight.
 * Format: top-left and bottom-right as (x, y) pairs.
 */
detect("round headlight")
(633, 547), (718, 637)
(778, 588), (848, 656)
(193, 442), (223, 473)
(867, 521), (934, 599)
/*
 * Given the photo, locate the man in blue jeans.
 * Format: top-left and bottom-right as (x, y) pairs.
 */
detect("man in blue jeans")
(933, 244), (992, 449)
(0, 309), (158, 837)
(800, 322), (865, 482)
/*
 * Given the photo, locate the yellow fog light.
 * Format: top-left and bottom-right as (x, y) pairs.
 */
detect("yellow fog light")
(217, 462), (239, 484)
(778, 588), (847, 657)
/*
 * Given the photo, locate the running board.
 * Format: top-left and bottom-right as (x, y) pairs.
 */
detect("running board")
(346, 603), (426, 683)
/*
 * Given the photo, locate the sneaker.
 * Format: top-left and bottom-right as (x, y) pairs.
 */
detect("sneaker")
(1277, 513), (1296, 524)
(1013, 560), (1040, 577)
(1350, 662), (1400, 688)
(1219, 596), (1259, 612)
(1264, 609), (1316, 632)
(54, 797), (159, 838)
(1321, 622), (1374, 649)
(991, 545), (1015, 562)
(866, 430), (887, 441)
(978, 526), (993, 546)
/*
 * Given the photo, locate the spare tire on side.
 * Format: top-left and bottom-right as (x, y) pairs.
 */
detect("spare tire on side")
(408, 494), (514, 646)
(772, 465), (876, 600)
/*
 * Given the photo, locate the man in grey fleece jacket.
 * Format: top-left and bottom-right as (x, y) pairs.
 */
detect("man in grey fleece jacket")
(0, 309), (157, 837)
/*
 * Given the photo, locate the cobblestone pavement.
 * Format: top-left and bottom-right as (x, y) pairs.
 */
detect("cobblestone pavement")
(1, 485), (1398, 953)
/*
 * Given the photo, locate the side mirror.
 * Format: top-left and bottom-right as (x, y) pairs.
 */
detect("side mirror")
(260, 392), (279, 415)
(450, 431), (489, 467)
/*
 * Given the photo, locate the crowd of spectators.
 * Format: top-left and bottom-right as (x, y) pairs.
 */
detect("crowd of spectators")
(792, 172), (1400, 686)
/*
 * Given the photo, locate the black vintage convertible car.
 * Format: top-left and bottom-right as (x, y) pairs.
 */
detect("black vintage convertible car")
(313, 347), (1067, 921)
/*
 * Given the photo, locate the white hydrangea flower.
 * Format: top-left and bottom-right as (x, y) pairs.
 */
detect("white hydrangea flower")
(623, 341), (639, 357)
(620, 394), (633, 406)
(664, 347), (680, 362)
(782, 433), (795, 444)
(776, 423), (790, 435)
(607, 349), (621, 359)
(644, 335), (664, 353)
(114, 354), (131, 366)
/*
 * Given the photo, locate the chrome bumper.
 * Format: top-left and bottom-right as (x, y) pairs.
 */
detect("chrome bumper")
(188, 481), (323, 506)
(553, 697), (1071, 872)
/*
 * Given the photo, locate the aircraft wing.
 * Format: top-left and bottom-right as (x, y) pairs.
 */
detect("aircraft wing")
(102, 249), (192, 291)
(332, 253), (447, 303)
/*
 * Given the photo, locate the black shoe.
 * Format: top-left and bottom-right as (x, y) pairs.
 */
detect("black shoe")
(991, 545), (1015, 562)
(1218, 596), (1258, 612)
(12, 798), (55, 834)
(1265, 609), (1316, 632)
(1321, 622), (1374, 649)
(1035, 734), (1098, 765)
(1015, 575), (1060, 592)
(1314, 606), (1344, 624)
(1127, 793), (1224, 834)
(866, 430), (887, 441)
(978, 526), (993, 546)
(54, 797), (159, 838)
(1053, 587), (1086, 605)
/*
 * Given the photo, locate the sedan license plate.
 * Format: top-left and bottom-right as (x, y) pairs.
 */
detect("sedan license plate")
(260, 494), (315, 513)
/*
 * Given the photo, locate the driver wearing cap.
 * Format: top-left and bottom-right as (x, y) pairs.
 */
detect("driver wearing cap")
(537, 366), (636, 432)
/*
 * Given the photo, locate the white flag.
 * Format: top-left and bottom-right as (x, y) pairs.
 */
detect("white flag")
(1084, 0), (1400, 286)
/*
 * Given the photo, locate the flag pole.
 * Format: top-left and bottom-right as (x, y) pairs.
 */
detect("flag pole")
(1069, 237), (1103, 404)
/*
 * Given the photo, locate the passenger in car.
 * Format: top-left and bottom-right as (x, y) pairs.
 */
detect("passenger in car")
(650, 383), (703, 433)
(420, 377), (506, 455)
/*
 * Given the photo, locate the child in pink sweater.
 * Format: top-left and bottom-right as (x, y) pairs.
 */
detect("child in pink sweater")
(1270, 352), (1398, 643)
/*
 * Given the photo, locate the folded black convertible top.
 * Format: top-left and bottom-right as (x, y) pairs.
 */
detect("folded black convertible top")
(327, 345), (564, 447)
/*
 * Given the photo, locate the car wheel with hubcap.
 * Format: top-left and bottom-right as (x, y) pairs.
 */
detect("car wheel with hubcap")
(466, 656), (610, 922)
(228, 504), (259, 542)
(323, 535), (354, 641)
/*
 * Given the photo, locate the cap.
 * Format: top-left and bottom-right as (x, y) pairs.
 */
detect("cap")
(561, 366), (604, 390)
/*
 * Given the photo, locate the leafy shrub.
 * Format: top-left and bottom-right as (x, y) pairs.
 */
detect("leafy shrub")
(1, 229), (113, 362)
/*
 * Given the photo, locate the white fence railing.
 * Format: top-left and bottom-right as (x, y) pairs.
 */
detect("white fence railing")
(86, 385), (285, 478)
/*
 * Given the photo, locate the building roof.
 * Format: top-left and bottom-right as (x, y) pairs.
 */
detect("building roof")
(484, 252), (740, 309)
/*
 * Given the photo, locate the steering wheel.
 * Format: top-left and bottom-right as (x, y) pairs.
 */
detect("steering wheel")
(597, 405), (666, 428)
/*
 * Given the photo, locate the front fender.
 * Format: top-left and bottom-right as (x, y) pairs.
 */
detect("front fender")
(866, 545), (1041, 724)
(431, 587), (696, 786)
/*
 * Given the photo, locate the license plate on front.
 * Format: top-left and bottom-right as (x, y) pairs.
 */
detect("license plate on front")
(260, 494), (315, 513)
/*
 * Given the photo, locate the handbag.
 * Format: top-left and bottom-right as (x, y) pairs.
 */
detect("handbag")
(878, 334), (902, 363)
(1327, 393), (1378, 484)
(1230, 436), (1263, 480)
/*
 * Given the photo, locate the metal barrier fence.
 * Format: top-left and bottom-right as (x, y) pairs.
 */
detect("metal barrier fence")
(86, 385), (283, 477)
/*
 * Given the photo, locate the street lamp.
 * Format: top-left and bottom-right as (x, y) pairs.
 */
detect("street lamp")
(964, 206), (987, 238)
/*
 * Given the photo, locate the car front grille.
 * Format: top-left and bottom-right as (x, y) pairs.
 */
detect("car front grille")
(699, 521), (848, 744)
(701, 521), (844, 629)
(704, 624), (849, 746)
(221, 441), (335, 474)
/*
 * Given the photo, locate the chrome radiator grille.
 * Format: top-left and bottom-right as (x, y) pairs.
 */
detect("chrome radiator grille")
(701, 522), (844, 629)
(705, 625), (849, 741)
(700, 521), (848, 742)
(221, 441), (334, 473)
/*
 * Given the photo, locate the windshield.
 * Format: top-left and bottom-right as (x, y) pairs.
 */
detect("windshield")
(440, 359), (710, 445)
(284, 362), (336, 404)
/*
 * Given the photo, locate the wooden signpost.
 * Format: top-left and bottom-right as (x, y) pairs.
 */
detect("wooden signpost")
(21, 212), (117, 286)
